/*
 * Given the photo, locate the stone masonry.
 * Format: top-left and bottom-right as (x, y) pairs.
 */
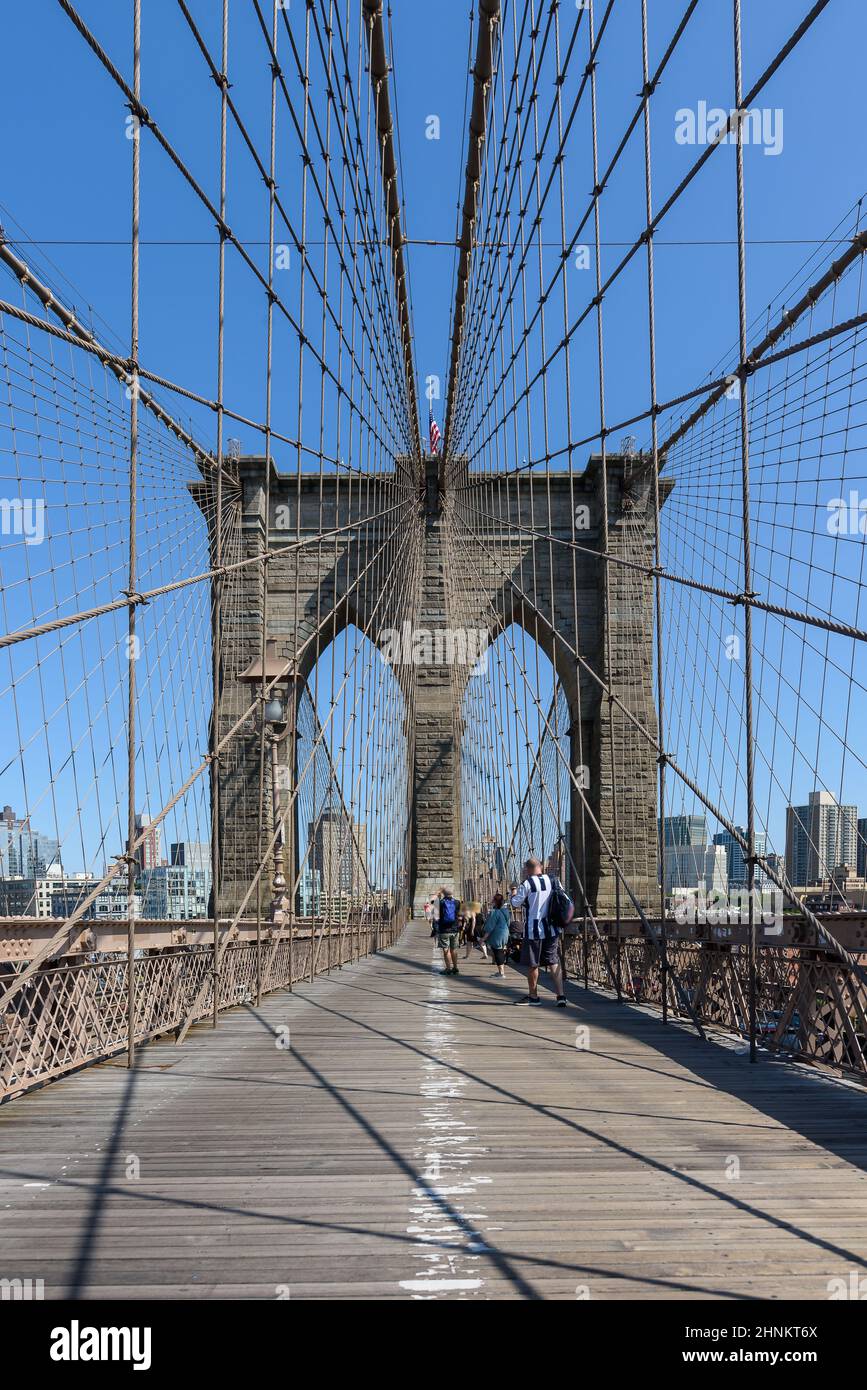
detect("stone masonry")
(200, 453), (670, 919)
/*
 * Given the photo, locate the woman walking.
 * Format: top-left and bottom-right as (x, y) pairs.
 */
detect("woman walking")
(482, 893), (512, 978)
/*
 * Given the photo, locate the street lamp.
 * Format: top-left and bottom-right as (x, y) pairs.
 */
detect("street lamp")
(264, 693), (286, 725)
(239, 640), (292, 923)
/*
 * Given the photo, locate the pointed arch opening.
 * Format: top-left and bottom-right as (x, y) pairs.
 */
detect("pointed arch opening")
(294, 624), (411, 924)
(460, 623), (573, 906)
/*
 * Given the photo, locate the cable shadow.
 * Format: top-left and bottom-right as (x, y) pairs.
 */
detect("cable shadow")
(378, 935), (867, 1172)
(282, 980), (867, 1271)
(65, 1048), (142, 1299)
(120, 1064), (776, 1132)
(0, 1163), (753, 1299)
(238, 1001), (542, 1300)
(323, 964), (726, 1093)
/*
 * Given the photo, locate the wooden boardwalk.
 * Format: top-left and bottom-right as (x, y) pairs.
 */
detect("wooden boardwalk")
(2, 921), (867, 1300)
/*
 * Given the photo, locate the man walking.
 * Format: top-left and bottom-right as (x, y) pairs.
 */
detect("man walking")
(435, 887), (461, 975)
(510, 856), (566, 1007)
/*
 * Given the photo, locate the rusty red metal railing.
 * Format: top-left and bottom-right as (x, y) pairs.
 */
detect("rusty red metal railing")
(0, 910), (406, 1102)
(562, 919), (867, 1082)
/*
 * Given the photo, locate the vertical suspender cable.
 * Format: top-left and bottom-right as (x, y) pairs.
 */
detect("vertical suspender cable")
(211, 0), (230, 1027)
(640, 0), (670, 1022)
(588, 0), (622, 990)
(733, 0), (759, 1062)
(255, 0), (280, 1006)
(126, 0), (142, 1067)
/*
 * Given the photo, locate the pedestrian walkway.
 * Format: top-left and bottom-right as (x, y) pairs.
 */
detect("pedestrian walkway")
(2, 921), (866, 1299)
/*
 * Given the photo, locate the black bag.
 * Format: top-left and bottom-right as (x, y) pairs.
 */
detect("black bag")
(547, 877), (575, 930)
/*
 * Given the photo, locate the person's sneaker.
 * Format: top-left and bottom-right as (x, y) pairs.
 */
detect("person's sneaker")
(451, 966), (460, 975)
(515, 995), (541, 1005)
(556, 995), (567, 1008)
(439, 968), (451, 976)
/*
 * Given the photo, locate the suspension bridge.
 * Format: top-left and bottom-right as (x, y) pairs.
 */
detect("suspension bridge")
(1, 0), (867, 1302)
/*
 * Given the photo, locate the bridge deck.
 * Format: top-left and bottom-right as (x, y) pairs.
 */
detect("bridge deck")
(2, 923), (866, 1300)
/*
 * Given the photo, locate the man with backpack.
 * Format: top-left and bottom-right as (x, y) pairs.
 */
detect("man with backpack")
(509, 856), (570, 1007)
(435, 887), (461, 975)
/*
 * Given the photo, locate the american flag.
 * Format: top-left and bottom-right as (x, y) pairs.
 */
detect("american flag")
(429, 408), (441, 455)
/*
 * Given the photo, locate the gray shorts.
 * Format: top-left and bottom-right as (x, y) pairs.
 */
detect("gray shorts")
(437, 931), (459, 952)
(519, 934), (561, 969)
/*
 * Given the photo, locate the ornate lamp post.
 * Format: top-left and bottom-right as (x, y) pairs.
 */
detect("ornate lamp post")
(239, 641), (292, 928)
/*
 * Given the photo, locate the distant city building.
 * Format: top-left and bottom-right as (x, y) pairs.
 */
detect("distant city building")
(662, 814), (708, 848)
(51, 877), (142, 921)
(140, 842), (211, 919)
(858, 818), (867, 879)
(140, 867), (209, 920)
(712, 827), (767, 887)
(309, 801), (368, 898)
(0, 867), (65, 918)
(317, 891), (355, 923)
(369, 889), (395, 913)
(129, 811), (160, 873)
(663, 843), (727, 895)
(793, 865), (867, 912)
(785, 791), (858, 886)
(0, 805), (61, 878)
(0, 869), (144, 921)
(170, 841), (210, 872)
(299, 867), (322, 917)
(92, 882), (143, 920)
(50, 873), (100, 918)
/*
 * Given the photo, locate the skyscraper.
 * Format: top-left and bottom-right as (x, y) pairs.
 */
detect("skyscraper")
(712, 827), (767, 887)
(0, 805), (61, 876)
(663, 843), (728, 894)
(130, 812), (161, 873)
(662, 814), (708, 848)
(309, 802), (368, 897)
(170, 841), (210, 873)
(137, 841), (212, 919)
(785, 791), (859, 885)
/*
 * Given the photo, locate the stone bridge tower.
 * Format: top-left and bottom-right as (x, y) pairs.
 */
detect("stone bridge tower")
(203, 453), (667, 920)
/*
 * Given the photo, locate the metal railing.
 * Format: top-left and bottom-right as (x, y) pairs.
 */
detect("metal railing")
(563, 920), (867, 1082)
(0, 911), (406, 1102)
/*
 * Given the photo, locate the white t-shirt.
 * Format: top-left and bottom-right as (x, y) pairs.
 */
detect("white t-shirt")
(510, 874), (558, 939)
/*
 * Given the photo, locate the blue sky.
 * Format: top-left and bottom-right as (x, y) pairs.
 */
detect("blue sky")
(1, 0), (864, 449)
(2, 0), (866, 885)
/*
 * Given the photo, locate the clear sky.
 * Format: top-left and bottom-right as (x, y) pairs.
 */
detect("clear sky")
(1, 1), (864, 450)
